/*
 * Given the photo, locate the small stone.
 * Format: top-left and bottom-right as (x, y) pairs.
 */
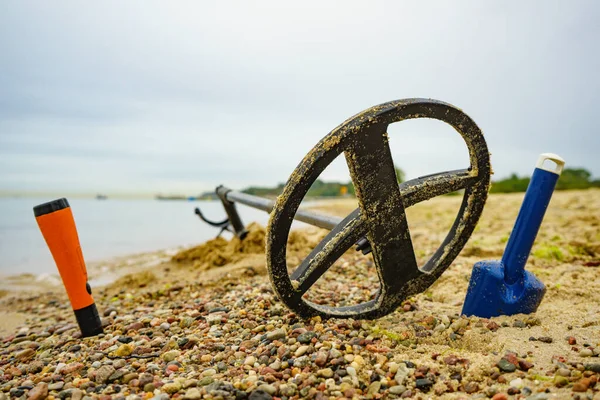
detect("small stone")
(139, 372), (154, 385)
(295, 345), (309, 357)
(269, 360), (281, 371)
(464, 382), (478, 394)
(162, 350), (180, 362)
(556, 368), (571, 377)
(183, 388), (202, 400)
(206, 314), (221, 325)
(198, 377), (214, 386)
(567, 336), (577, 345)
(486, 321), (500, 332)
(512, 320), (526, 328)
(200, 354), (212, 363)
(48, 382), (64, 391)
(580, 348), (593, 357)
(584, 363), (600, 373)
(491, 394), (508, 400)
(117, 336), (133, 344)
(160, 322), (171, 330)
(248, 389), (272, 400)
(507, 387), (521, 395)
(315, 351), (328, 367)
(537, 336), (553, 343)
(162, 382), (182, 394)
(497, 359), (516, 372)
(143, 383), (156, 392)
(509, 378), (523, 388)
(318, 368), (334, 378)
(244, 356), (257, 365)
(123, 373), (138, 384)
(115, 344), (133, 357)
(389, 385), (406, 395)
(526, 394), (548, 400)
(415, 379), (433, 391)
(572, 378), (591, 392)
(108, 369), (125, 382)
(28, 382), (48, 400)
(125, 322), (144, 331)
(367, 381), (381, 394)
(257, 384), (276, 395)
(71, 389), (83, 400)
(518, 360), (534, 371)
(297, 331), (317, 344)
(10, 389), (25, 398)
(266, 329), (286, 341)
(95, 365), (116, 384)
(346, 366), (357, 377)
(293, 356), (309, 368)
(553, 375), (569, 387)
(16, 348), (35, 360)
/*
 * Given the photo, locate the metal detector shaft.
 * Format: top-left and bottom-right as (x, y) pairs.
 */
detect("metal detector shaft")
(216, 186), (342, 231)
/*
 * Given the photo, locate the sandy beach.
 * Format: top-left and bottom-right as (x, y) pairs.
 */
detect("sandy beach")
(0, 189), (599, 399)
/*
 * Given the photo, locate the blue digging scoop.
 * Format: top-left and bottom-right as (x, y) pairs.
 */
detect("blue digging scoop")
(462, 153), (565, 318)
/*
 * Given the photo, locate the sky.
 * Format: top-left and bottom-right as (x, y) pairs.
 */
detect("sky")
(1, 1), (599, 197)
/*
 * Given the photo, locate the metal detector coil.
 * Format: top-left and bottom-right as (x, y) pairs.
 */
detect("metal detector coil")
(196, 98), (491, 319)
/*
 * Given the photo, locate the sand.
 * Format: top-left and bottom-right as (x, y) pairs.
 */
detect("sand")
(0, 189), (598, 398)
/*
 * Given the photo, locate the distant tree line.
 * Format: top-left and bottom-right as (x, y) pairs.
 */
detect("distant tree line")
(233, 166), (599, 199)
(242, 166), (406, 198)
(490, 168), (600, 193)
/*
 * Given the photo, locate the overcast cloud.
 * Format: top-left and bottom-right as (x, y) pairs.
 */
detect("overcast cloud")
(1, 1), (598, 196)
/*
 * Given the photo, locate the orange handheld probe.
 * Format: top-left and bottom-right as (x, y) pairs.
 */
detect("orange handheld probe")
(33, 198), (103, 337)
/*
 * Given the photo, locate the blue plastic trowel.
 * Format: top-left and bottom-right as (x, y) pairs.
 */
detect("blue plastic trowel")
(462, 153), (565, 318)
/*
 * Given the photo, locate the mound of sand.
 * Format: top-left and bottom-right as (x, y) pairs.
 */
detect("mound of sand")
(171, 222), (326, 271)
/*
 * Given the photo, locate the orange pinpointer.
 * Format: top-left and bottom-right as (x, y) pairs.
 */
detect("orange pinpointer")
(34, 198), (103, 337)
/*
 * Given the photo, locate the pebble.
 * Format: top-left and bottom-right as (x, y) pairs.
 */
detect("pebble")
(513, 320), (526, 328)
(4, 243), (597, 400)
(48, 382), (64, 391)
(297, 331), (317, 343)
(553, 375), (569, 387)
(415, 378), (433, 391)
(160, 322), (171, 330)
(95, 365), (116, 384)
(497, 359), (517, 372)
(526, 394), (548, 400)
(248, 389), (273, 400)
(367, 381), (381, 394)
(183, 388), (202, 400)
(509, 378), (523, 388)
(580, 348), (594, 357)
(294, 345), (309, 357)
(162, 381), (182, 394)
(266, 329), (286, 341)
(15, 348), (35, 360)
(27, 382), (48, 400)
(257, 384), (276, 395)
(585, 363), (600, 373)
(161, 350), (180, 362)
(389, 385), (406, 395)
(315, 351), (328, 366)
(114, 344), (133, 357)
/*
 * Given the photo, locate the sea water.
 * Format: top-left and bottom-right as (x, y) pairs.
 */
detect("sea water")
(0, 197), (277, 275)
